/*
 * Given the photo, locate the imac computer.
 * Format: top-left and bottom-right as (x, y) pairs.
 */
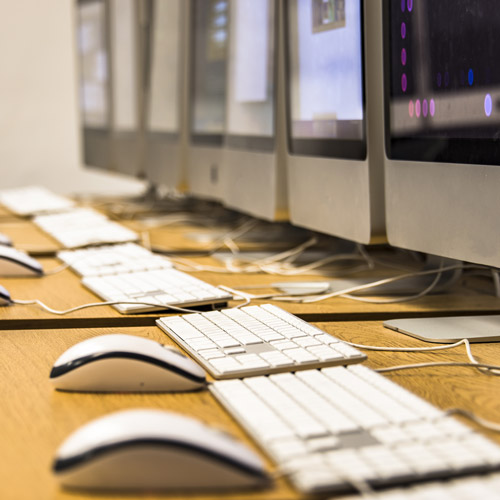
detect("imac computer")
(76, 0), (143, 176)
(383, 0), (500, 341)
(186, 0), (229, 201)
(222, 0), (288, 221)
(143, 0), (187, 190)
(76, 0), (113, 170)
(285, 0), (385, 244)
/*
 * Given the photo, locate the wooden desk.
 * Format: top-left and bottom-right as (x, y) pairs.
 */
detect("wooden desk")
(120, 214), (320, 255)
(189, 268), (500, 321)
(0, 219), (60, 255)
(0, 325), (298, 500)
(0, 259), (158, 329)
(1, 217), (499, 328)
(2, 255), (500, 330)
(2, 322), (500, 500)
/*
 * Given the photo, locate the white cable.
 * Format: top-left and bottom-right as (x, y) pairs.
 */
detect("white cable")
(258, 253), (370, 276)
(343, 339), (468, 352)
(445, 408), (500, 433)
(12, 283), (248, 316)
(41, 262), (71, 276)
(349, 336), (500, 377)
(274, 263), (482, 304)
(12, 299), (201, 315)
(172, 236), (320, 274)
(376, 361), (500, 373)
(172, 238), (371, 277)
(340, 267), (442, 304)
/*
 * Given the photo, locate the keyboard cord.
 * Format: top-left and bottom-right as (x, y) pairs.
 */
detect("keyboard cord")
(11, 292), (251, 315)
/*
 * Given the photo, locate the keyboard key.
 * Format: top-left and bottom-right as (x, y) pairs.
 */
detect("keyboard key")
(157, 305), (366, 378)
(210, 367), (500, 494)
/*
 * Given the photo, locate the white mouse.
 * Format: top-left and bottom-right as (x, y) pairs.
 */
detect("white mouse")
(53, 409), (270, 492)
(0, 232), (12, 246)
(0, 245), (43, 276)
(50, 334), (206, 392)
(0, 284), (12, 305)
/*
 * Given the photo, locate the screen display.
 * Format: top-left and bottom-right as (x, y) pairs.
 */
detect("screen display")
(77, 1), (109, 128)
(386, 0), (500, 164)
(147, 0), (182, 134)
(226, 0), (275, 142)
(289, 0), (364, 141)
(191, 0), (229, 139)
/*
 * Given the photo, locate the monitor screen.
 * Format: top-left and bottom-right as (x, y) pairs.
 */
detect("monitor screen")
(226, 0), (275, 150)
(146, 0), (182, 136)
(77, 0), (109, 129)
(191, 0), (229, 144)
(110, 0), (138, 131)
(385, 0), (500, 165)
(287, 0), (366, 159)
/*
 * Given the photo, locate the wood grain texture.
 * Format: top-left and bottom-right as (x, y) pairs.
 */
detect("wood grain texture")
(0, 220), (60, 254)
(1, 219), (500, 328)
(2, 322), (500, 499)
(0, 259), (162, 329)
(0, 326), (301, 500)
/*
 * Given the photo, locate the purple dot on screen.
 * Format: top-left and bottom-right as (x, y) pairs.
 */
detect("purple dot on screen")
(401, 73), (408, 92)
(437, 73), (442, 88)
(430, 99), (436, 117)
(401, 22), (406, 39)
(444, 72), (450, 87)
(422, 99), (428, 117)
(485, 94), (493, 117)
(401, 0), (406, 12)
(415, 99), (421, 117)
(401, 48), (407, 66)
(409, 100), (414, 118)
(468, 69), (474, 86)
(407, 0), (413, 11)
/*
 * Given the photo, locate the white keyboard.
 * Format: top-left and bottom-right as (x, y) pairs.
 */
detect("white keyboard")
(83, 268), (233, 314)
(157, 305), (366, 378)
(34, 208), (138, 248)
(338, 473), (500, 499)
(58, 243), (173, 277)
(210, 365), (500, 494)
(0, 186), (75, 216)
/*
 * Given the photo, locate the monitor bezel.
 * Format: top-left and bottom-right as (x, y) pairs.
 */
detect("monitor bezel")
(143, 0), (182, 145)
(224, 0), (278, 154)
(189, 0), (228, 148)
(383, 0), (500, 166)
(284, 0), (367, 161)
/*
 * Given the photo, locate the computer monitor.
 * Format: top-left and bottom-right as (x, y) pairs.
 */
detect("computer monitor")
(108, 0), (143, 177)
(285, 0), (385, 244)
(76, 0), (113, 170)
(143, 0), (187, 190)
(222, 0), (288, 221)
(186, 0), (229, 201)
(383, 0), (500, 341)
(76, 0), (143, 176)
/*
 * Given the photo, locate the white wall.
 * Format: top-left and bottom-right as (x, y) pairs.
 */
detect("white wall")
(0, 0), (144, 196)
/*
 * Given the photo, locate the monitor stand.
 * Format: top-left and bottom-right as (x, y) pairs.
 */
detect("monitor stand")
(384, 315), (500, 343)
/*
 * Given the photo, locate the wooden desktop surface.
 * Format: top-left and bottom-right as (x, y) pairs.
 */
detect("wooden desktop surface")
(1, 217), (499, 329)
(2, 257), (500, 330)
(2, 322), (500, 500)
(0, 218), (61, 255)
